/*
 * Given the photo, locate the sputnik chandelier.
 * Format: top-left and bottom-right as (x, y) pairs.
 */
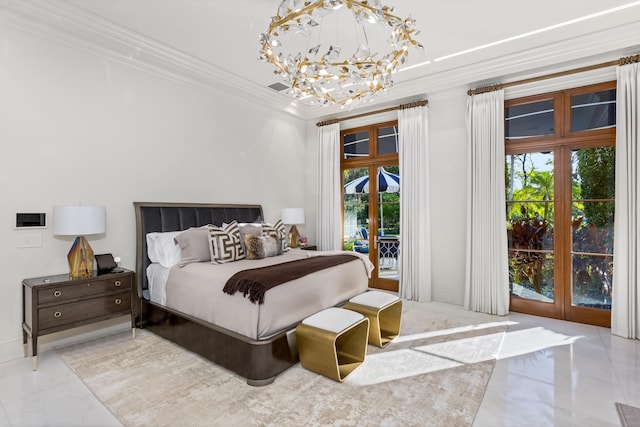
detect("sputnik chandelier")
(258, 0), (422, 107)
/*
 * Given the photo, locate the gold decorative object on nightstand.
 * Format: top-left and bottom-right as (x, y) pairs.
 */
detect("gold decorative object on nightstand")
(281, 208), (304, 249)
(52, 205), (106, 278)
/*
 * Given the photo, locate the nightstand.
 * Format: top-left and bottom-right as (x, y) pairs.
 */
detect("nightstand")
(299, 245), (317, 251)
(22, 269), (135, 370)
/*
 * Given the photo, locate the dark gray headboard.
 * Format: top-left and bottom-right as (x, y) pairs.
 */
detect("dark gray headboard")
(133, 202), (264, 299)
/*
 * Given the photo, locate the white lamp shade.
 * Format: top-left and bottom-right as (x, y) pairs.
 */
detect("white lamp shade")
(53, 205), (106, 236)
(281, 208), (305, 225)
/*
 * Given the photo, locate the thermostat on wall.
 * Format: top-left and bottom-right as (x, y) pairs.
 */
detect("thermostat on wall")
(16, 212), (46, 228)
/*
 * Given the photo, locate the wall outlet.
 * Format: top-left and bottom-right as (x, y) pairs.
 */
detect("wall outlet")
(17, 235), (42, 248)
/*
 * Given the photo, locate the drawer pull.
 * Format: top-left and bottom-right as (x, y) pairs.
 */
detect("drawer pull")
(114, 280), (122, 287)
(53, 290), (62, 297)
(54, 311), (62, 318)
(115, 298), (122, 305)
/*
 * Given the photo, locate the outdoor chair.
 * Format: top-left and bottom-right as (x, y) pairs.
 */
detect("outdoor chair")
(353, 227), (369, 254)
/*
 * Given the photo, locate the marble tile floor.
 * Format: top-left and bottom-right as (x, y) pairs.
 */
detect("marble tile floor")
(1, 303), (638, 427)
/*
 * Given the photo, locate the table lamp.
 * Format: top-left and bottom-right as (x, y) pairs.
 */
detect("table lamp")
(281, 208), (304, 248)
(53, 205), (106, 278)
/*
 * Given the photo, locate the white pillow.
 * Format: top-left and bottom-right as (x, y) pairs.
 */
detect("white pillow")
(146, 231), (182, 268)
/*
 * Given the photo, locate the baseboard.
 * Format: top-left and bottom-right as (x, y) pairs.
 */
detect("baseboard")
(0, 337), (22, 363)
(0, 317), (131, 364)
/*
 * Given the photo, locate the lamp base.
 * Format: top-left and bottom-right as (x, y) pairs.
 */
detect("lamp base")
(68, 235), (94, 278)
(288, 225), (300, 248)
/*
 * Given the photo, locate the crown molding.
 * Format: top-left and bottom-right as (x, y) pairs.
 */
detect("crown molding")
(0, 0), (305, 120)
(313, 19), (640, 121)
(1, 0), (638, 123)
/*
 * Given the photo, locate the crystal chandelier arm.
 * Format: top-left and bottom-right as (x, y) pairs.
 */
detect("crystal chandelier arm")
(269, 3), (323, 32)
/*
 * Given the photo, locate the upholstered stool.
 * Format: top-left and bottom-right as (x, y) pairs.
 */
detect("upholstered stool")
(344, 291), (402, 347)
(296, 307), (369, 382)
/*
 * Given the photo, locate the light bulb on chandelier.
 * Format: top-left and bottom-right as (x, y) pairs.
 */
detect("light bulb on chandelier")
(258, 0), (423, 107)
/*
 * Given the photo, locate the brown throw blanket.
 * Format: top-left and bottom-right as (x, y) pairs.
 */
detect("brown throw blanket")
(223, 254), (358, 304)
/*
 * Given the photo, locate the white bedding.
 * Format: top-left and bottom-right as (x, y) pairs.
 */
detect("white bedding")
(162, 250), (371, 340)
(146, 262), (171, 305)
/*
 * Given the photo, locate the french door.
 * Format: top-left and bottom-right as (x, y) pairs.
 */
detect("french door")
(341, 122), (400, 291)
(505, 82), (615, 327)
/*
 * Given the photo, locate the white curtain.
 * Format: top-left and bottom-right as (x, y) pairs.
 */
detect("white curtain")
(464, 90), (510, 315)
(316, 123), (342, 251)
(398, 105), (431, 302)
(612, 62), (640, 339)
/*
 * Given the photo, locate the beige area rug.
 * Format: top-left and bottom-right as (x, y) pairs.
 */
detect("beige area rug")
(616, 402), (640, 427)
(57, 301), (507, 427)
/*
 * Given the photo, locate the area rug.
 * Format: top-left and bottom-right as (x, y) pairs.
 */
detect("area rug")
(616, 402), (640, 427)
(57, 301), (507, 427)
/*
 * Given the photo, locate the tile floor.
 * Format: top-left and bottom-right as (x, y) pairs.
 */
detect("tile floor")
(1, 303), (638, 427)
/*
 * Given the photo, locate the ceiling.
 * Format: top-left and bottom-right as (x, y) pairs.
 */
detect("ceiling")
(7, 1), (640, 120)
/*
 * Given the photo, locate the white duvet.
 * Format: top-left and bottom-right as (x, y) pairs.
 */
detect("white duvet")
(159, 250), (372, 340)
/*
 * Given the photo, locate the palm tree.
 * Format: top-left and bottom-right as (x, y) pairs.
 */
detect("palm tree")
(528, 170), (553, 220)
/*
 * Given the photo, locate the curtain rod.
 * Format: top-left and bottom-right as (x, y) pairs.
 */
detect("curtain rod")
(467, 54), (640, 96)
(316, 99), (428, 127)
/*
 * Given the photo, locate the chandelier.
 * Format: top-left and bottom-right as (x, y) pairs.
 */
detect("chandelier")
(258, 0), (422, 107)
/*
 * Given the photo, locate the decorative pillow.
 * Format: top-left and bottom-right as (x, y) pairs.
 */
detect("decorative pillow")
(174, 225), (210, 267)
(146, 231), (182, 268)
(208, 221), (245, 264)
(262, 219), (290, 253)
(244, 234), (281, 260)
(238, 223), (263, 254)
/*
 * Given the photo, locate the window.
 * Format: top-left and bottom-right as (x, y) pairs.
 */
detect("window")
(505, 81), (615, 327)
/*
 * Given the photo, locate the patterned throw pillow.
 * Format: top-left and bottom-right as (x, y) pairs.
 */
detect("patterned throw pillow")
(262, 219), (290, 253)
(208, 221), (245, 264)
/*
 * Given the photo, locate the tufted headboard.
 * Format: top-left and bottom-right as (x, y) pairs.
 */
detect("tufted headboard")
(133, 202), (264, 299)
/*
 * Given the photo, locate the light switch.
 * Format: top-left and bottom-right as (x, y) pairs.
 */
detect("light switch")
(18, 235), (42, 248)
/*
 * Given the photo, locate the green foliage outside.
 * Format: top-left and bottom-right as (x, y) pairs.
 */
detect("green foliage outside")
(505, 148), (615, 304)
(575, 147), (615, 227)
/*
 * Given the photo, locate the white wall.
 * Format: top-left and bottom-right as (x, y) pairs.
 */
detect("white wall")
(427, 89), (469, 305)
(0, 27), (309, 361)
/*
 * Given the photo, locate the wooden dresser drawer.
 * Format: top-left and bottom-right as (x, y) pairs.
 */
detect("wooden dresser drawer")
(38, 276), (131, 304)
(38, 291), (131, 330)
(23, 269), (136, 370)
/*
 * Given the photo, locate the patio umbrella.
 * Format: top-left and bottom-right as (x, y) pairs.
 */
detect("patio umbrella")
(343, 167), (400, 194)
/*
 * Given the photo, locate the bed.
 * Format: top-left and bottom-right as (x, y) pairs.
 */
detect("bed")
(133, 202), (370, 385)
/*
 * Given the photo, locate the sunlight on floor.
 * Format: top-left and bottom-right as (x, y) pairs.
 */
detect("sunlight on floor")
(346, 348), (463, 386)
(497, 326), (583, 360)
(393, 320), (517, 344)
(346, 320), (584, 387)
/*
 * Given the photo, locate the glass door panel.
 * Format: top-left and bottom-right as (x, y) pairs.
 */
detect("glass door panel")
(570, 147), (615, 313)
(343, 167), (370, 254)
(506, 152), (555, 305)
(343, 165), (400, 291)
(377, 165), (400, 284)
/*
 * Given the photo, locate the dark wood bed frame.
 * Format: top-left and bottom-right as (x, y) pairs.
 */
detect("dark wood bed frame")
(133, 202), (299, 386)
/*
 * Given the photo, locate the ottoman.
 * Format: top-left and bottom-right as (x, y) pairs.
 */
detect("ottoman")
(344, 291), (402, 347)
(296, 307), (369, 382)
